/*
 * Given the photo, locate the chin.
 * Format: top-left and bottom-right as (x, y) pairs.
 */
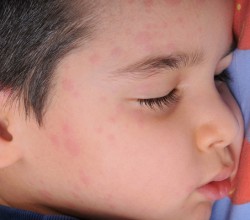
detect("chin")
(189, 201), (213, 220)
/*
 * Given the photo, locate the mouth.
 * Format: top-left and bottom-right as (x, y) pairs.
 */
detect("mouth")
(197, 178), (232, 202)
(197, 166), (234, 202)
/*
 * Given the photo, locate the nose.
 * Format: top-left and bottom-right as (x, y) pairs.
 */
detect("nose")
(193, 85), (240, 164)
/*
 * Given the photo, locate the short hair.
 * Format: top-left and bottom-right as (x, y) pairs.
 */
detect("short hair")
(0, 0), (99, 124)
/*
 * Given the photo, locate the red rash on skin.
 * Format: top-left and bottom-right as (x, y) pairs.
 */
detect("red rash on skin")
(198, 26), (203, 33)
(110, 47), (124, 58)
(39, 189), (53, 200)
(48, 134), (61, 150)
(134, 31), (154, 51)
(194, 0), (207, 7)
(62, 78), (74, 92)
(71, 190), (81, 200)
(165, 43), (177, 54)
(95, 126), (103, 134)
(135, 31), (152, 45)
(61, 123), (81, 157)
(106, 134), (116, 142)
(177, 17), (184, 24)
(105, 193), (115, 209)
(145, 23), (156, 30)
(135, 29), (167, 51)
(162, 21), (169, 29)
(164, 0), (182, 6)
(61, 78), (80, 98)
(143, 0), (154, 8)
(88, 53), (101, 65)
(108, 116), (117, 124)
(127, 0), (135, 4)
(48, 130), (81, 158)
(78, 169), (90, 187)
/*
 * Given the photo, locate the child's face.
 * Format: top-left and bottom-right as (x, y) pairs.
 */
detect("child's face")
(16, 0), (242, 219)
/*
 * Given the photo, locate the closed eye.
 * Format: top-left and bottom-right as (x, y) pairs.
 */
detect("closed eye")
(138, 89), (180, 110)
(214, 69), (231, 83)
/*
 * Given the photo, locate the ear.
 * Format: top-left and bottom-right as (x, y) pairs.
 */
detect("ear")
(0, 117), (22, 168)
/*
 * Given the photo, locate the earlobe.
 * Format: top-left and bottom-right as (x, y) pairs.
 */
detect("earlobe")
(0, 118), (21, 169)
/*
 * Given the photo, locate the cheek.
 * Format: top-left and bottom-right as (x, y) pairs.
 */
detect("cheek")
(48, 123), (81, 157)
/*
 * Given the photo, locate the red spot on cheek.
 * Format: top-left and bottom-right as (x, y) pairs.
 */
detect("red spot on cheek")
(62, 78), (74, 92)
(61, 78), (80, 98)
(198, 26), (203, 33)
(62, 124), (81, 157)
(65, 200), (77, 209)
(107, 134), (116, 142)
(95, 126), (103, 135)
(108, 116), (117, 124)
(88, 53), (101, 65)
(71, 190), (81, 200)
(39, 189), (53, 200)
(177, 17), (184, 24)
(49, 134), (61, 150)
(105, 193), (115, 209)
(145, 23), (154, 30)
(78, 169), (90, 187)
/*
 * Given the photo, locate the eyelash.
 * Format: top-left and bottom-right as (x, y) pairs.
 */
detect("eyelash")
(138, 89), (179, 110)
(214, 69), (231, 83)
(138, 70), (231, 110)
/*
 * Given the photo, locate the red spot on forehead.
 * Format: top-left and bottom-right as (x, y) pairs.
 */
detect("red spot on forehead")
(164, 0), (182, 6)
(127, 0), (135, 4)
(145, 23), (154, 30)
(165, 43), (177, 53)
(110, 47), (124, 58)
(144, 0), (154, 8)
(193, 0), (206, 7)
(135, 31), (153, 45)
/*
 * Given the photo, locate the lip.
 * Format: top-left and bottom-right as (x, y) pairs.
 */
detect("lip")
(197, 178), (232, 201)
(197, 167), (234, 202)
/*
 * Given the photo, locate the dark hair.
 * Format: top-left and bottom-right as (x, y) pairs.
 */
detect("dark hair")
(0, 0), (98, 124)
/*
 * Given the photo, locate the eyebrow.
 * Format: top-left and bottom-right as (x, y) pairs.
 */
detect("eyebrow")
(109, 42), (236, 80)
(110, 50), (204, 79)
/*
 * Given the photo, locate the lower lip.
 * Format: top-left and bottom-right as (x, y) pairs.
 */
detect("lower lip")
(197, 179), (231, 201)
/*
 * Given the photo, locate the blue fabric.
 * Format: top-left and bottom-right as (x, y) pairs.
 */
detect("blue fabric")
(228, 50), (250, 140)
(0, 205), (79, 220)
(210, 50), (250, 219)
(211, 198), (250, 220)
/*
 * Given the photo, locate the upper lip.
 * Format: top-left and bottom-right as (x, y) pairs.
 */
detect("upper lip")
(198, 165), (235, 189)
(210, 165), (235, 183)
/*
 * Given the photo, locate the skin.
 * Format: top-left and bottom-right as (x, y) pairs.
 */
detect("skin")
(0, 0), (244, 220)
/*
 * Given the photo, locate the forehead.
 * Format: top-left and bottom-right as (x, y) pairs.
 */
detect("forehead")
(58, 0), (233, 82)
(86, 0), (232, 65)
